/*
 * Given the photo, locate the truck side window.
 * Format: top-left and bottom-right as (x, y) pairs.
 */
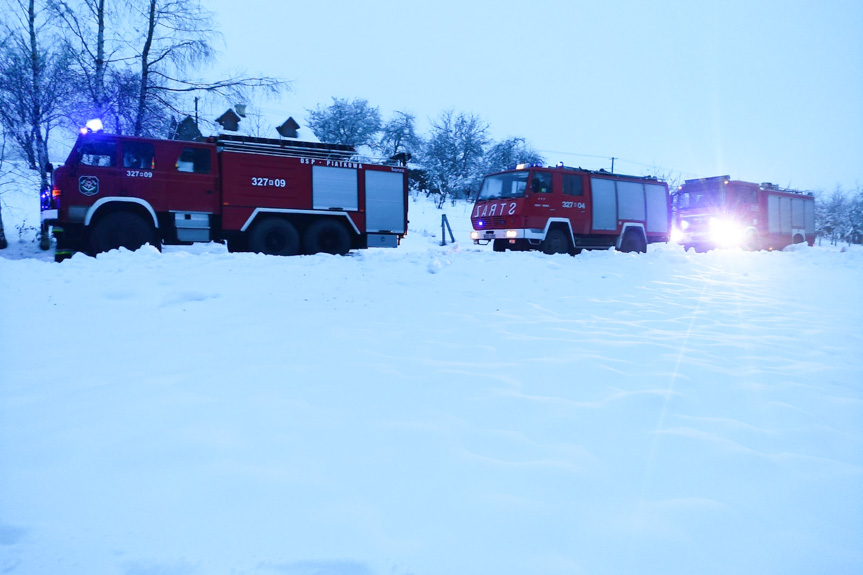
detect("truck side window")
(177, 147), (211, 174)
(563, 174), (583, 196)
(122, 142), (156, 170)
(530, 172), (552, 194)
(79, 140), (117, 167)
(735, 189), (757, 204)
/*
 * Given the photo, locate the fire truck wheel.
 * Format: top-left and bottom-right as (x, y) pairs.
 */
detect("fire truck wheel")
(226, 237), (247, 253)
(249, 217), (301, 256)
(541, 228), (571, 255)
(619, 230), (646, 253)
(493, 239), (507, 252)
(89, 212), (157, 255)
(303, 219), (351, 255)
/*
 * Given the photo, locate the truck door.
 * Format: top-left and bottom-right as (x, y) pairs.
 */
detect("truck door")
(119, 140), (161, 205)
(75, 136), (122, 204)
(164, 145), (218, 213)
(559, 173), (589, 234)
(524, 170), (553, 229)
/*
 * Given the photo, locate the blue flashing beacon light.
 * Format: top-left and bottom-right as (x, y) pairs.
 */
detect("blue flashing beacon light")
(81, 118), (104, 134)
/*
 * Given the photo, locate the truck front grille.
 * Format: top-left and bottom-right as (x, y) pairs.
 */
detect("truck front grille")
(473, 217), (507, 228)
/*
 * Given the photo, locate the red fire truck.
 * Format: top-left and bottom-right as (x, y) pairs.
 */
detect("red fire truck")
(41, 129), (408, 261)
(470, 164), (670, 253)
(671, 175), (815, 252)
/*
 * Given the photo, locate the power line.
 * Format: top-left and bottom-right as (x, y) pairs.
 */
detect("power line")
(538, 148), (699, 178)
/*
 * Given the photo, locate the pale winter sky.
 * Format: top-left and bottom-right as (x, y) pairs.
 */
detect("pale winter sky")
(205, 0), (863, 192)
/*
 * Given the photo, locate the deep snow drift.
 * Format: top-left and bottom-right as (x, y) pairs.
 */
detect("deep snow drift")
(1, 188), (862, 575)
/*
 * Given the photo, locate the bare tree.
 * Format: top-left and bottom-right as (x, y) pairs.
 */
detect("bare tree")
(49, 0), (287, 137)
(850, 185), (863, 244)
(48, 0), (129, 131)
(817, 188), (853, 246)
(306, 97), (382, 148)
(0, 1), (71, 172)
(128, 0), (287, 136)
(132, 0), (202, 134)
(483, 137), (543, 175)
(0, 133), (8, 249)
(378, 110), (421, 158)
(0, 0), (74, 249)
(420, 109), (489, 206)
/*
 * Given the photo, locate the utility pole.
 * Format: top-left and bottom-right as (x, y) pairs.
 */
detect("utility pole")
(194, 97), (199, 130)
(611, 157), (616, 174)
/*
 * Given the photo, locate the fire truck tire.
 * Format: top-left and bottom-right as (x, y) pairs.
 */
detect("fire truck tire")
(249, 217), (301, 256)
(303, 219), (351, 255)
(493, 239), (507, 252)
(89, 212), (157, 255)
(619, 230), (646, 253)
(541, 228), (571, 255)
(226, 237), (247, 253)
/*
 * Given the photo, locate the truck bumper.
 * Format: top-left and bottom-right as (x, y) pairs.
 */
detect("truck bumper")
(471, 228), (545, 243)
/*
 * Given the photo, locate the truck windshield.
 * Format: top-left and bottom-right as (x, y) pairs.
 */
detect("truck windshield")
(677, 188), (727, 209)
(478, 171), (529, 200)
(77, 138), (117, 167)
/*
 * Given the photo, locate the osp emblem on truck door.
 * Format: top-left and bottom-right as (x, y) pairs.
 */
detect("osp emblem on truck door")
(79, 176), (99, 196)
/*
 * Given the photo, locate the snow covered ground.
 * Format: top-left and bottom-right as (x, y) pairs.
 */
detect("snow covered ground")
(1, 186), (862, 575)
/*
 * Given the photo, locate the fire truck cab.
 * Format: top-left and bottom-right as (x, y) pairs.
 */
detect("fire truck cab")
(470, 164), (670, 254)
(672, 175), (815, 252)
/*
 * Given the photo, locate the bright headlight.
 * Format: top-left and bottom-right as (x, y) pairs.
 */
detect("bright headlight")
(709, 218), (744, 247)
(670, 228), (685, 243)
